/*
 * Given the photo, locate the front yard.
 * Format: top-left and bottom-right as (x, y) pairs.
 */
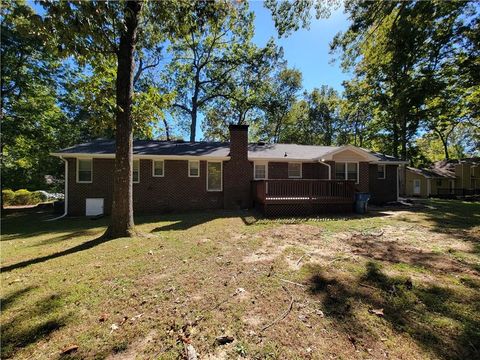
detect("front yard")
(1, 199), (479, 359)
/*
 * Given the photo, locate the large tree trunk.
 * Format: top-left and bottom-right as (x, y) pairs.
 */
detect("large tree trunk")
(104, 0), (142, 239)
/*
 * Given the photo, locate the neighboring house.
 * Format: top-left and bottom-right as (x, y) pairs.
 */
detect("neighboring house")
(405, 159), (480, 197)
(51, 125), (406, 216)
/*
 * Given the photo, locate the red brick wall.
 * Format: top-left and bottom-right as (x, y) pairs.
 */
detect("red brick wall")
(357, 162), (370, 192)
(67, 158), (224, 216)
(267, 162), (329, 179)
(223, 125), (252, 209)
(369, 164), (398, 204)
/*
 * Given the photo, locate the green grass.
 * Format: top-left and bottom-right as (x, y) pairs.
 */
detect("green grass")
(1, 200), (479, 359)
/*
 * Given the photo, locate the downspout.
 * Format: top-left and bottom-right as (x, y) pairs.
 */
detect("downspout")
(47, 156), (68, 221)
(396, 166), (400, 201)
(319, 159), (331, 180)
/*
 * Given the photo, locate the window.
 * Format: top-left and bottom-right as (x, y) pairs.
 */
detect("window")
(377, 164), (386, 179)
(189, 160), (200, 177)
(152, 160), (164, 177)
(335, 162), (346, 180)
(472, 166), (476, 177)
(77, 158), (92, 183)
(347, 163), (358, 181)
(335, 162), (358, 183)
(254, 162), (267, 180)
(436, 180), (442, 186)
(133, 160), (140, 183)
(207, 162), (222, 191)
(288, 162), (302, 178)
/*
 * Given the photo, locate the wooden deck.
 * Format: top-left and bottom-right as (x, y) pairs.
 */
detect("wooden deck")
(252, 179), (355, 216)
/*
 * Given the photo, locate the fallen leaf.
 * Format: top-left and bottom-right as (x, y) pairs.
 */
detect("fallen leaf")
(99, 313), (109, 322)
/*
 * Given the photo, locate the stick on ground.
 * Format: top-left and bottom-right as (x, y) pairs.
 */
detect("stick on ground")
(261, 285), (294, 332)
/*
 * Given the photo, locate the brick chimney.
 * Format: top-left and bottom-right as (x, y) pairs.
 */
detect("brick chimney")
(228, 124), (249, 160)
(223, 124), (252, 209)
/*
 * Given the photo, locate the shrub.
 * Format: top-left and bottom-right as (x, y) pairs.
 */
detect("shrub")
(13, 189), (34, 205)
(34, 191), (48, 203)
(2, 189), (15, 206)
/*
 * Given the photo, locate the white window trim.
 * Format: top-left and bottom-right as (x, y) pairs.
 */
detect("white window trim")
(152, 159), (165, 177)
(133, 159), (140, 183)
(288, 162), (302, 178)
(254, 161), (268, 180)
(378, 164), (386, 179)
(335, 162), (359, 184)
(188, 160), (200, 178)
(206, 161), (223, 192)
(76, 158), (93, 183)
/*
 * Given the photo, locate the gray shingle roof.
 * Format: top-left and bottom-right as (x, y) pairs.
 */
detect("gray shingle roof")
(55, 139), (230, 157)
(54, 139), (404, 162)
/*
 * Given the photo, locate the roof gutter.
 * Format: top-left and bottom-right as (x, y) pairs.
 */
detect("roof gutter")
(50, 153), (230, 161)
(319, 159), (332, 180)
(46, 157), (68, 221)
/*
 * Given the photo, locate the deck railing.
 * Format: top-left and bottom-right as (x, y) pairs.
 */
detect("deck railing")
(252, 179), (355, 204)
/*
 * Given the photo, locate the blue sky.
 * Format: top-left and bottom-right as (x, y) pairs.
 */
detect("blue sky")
(250, 1), (351, 93)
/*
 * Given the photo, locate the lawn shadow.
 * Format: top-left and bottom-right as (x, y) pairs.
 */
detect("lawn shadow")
(1, 286), (37, 311)
(345, 233), (478, 275)
(145, 209), (261, 233)
(1, 235), (112, 273)
(1, 292), (70, 358)
(304, 262), (480, 360)
(1, 211), (109, 241)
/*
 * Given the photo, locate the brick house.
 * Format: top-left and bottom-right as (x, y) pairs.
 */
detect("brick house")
(52, 125), (406, 216)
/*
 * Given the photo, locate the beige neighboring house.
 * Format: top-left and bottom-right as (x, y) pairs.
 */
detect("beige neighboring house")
(405, 158), (480, 197)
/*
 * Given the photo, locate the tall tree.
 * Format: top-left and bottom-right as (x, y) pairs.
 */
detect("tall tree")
(258, 67), (302, 143)
(202, 40), (283, 140)
(165, 1), (254, 141)
(280, 86), (342, 145)
(42, 0), (151, 238)
(1, 1), (82, 190)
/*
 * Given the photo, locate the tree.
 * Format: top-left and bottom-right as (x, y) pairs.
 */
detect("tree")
(258, 68), (302, 143)
(280, 86), (342, 145)
(41, 1), (230, 237)
(1, 1), (83, 190)
(202, 40), (283, 140)
(332, 1), (479, 160)
(165, 1), (254, 141)
(41, 0), (151, 237)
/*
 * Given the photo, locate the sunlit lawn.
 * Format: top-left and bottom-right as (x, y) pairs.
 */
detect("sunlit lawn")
(1, 199), (479, 359)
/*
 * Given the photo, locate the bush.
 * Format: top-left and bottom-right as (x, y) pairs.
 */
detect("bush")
(2, 189), (15, 206)
(34, 191), (48, 202)
(13, 189), (34, 205)
(2, 189), (49, 206)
